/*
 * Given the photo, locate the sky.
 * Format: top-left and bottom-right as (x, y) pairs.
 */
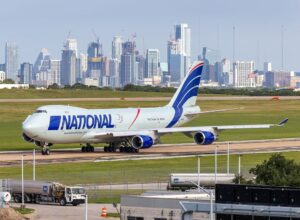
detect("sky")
(0, 0), (300, 71)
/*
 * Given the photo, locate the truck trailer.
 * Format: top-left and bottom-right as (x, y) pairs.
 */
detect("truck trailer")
(2, 179), (86, 206)
(167, 173), (235, 191)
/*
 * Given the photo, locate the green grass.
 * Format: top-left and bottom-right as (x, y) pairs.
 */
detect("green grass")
(13, 207), (34, 215)
(107, 213), (120, 218)
(87, 189), (144, 204)
(1, 151), (300, 185)
(0, 99), (298, 151)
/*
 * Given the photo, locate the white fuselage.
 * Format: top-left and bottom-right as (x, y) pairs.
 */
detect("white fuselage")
(22, 105), (200, 144)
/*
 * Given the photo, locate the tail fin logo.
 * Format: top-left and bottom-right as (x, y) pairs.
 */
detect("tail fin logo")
(170, 61), (204, 109)
(166, 61), (204, 128)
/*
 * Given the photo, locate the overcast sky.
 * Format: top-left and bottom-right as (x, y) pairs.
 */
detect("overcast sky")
(0, 0), (299, 71)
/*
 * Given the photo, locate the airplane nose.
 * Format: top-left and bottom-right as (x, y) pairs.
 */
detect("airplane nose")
(22, 117), (40, 138)
(22, 122), (32, 134)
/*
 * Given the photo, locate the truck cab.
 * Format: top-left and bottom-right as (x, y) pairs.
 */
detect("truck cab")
(62, 186), (86, 206)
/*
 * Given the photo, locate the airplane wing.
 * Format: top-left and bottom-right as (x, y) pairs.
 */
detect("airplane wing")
(89, 118), (288, 139)
(185, 107), (243, 117)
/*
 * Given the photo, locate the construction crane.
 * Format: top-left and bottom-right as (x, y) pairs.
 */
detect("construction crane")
(92, 29), (100, 44)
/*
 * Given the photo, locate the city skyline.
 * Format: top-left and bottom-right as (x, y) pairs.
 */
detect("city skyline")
(0, 0), (299, 71)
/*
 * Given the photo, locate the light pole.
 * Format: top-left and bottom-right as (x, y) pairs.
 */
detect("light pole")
(197, 155), (201, 192)
(227, 142), (230, 174)
(238, 154), (242, 184)
(33, 149), (35, 181)
(210, 190), (213, 220)
(85, 194), (88, 220)
(21, 155), (25, 208)
(214, 145), (218, 184)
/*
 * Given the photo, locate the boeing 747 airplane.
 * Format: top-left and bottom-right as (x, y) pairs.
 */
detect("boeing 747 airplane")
(22, 61), (288, 155)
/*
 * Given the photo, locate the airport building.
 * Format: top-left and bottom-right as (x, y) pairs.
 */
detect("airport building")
(121, 184), (300, 220)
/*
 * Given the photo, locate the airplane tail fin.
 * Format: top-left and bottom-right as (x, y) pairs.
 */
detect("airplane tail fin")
(166, 61), (204, 108)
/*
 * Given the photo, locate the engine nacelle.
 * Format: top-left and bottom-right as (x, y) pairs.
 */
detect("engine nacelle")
(22, 133), (34, 143)
(194, 131), (216, 145)
(131, 135), (154, 149)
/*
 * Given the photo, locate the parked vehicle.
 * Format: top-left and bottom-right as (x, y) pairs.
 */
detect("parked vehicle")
(167, 173), (235, 191)
(3, 179), (86, 206)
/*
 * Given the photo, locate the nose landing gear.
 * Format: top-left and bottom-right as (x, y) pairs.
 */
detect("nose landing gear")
(41, 143), (52, 155)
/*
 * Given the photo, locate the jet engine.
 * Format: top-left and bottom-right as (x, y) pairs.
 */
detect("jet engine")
(22, 133), (34, 143)
(131, 135), (154, 149)
(194, 131), (216, 145)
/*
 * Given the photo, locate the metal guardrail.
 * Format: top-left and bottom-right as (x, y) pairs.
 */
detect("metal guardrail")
(180, 200), (300, 218)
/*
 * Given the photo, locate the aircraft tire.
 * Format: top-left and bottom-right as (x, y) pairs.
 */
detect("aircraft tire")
(82, 146), (86, 152)
(45, 149), (50, 155)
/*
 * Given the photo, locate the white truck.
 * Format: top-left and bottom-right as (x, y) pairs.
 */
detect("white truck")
(167, 173), (235, 191)
(3, 179), (86, 206)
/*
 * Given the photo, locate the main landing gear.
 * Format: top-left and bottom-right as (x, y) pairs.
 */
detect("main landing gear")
(81, 144), (95, 152)
(103, 141), (139, 153)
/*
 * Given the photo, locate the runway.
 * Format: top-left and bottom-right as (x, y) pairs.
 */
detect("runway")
(0, 138), (299, 167)
(1, 96), (300, 103)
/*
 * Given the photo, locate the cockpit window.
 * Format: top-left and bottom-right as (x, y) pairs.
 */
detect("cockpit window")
(34, 110), (47, 114)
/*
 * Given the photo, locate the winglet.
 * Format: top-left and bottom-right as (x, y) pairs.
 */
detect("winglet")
(278, 118), (289, 126)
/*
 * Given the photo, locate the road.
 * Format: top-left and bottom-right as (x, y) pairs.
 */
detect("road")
(0, 96), (300, 103)
(0, 138), (300, 166)
(22, 203), (118, 220)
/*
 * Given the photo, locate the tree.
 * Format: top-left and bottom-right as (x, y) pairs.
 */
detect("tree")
(1, 79), (15, 84)
(249, 153), (300, 187)
(48, 83), (59, 89)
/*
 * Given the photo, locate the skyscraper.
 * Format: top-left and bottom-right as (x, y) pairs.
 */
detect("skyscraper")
(233, 61), (256, 87)
(168, 40), (185, 83)
(145, 49), (160, 78)
(60, 49), (76, 86)
(263, 62), (272, 72)
(33, 48), (51, 81)
(201, 47), (220, 82)
(120, 53), (132, 86)
(120, 41), (137, 86)
(48, 60), (60, 85)
(167, 23), (191, 84)
(174, 23), (191, 71)
(109, 58), (120, 88)
(112, 36), (122, 61)
(65, 39), (78, 57)
(20, 62), (33, 84)
(87, 41), (103, 84)
(5, 42), (19, 82)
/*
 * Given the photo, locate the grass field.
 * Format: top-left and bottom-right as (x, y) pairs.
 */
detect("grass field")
(1, 151), (299, 203)
(0, 98), (299, 151)
(1, 151), (300, 185)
